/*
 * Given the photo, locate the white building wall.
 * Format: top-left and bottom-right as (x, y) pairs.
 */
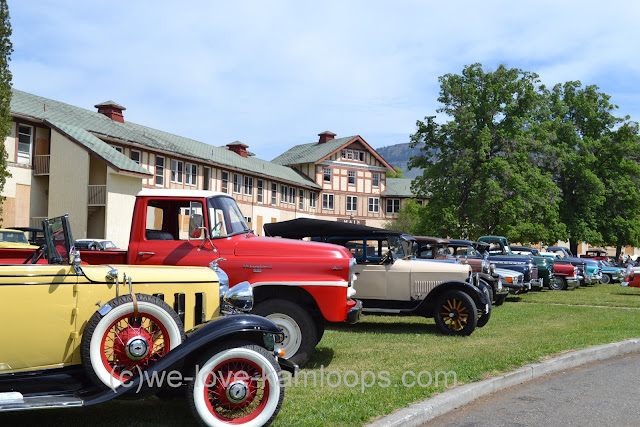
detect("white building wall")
(105, 170), (142, 249)
(49, 130), (89, 239)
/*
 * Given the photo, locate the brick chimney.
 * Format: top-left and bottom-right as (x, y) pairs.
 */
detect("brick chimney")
(318, 131), (336, 144)
(95, 101), (126, 123)
(227, 141), (249, 158)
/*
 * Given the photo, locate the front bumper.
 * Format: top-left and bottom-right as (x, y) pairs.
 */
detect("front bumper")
(565, 276), (581, 289)
(346, 299), (363, 323)
(530, 278), (544, 290)
(278, 357), (299, 376)
(586, 273), (603, 285)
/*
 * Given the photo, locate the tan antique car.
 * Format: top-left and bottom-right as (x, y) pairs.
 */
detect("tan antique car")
(0, 215), (296, 427)
(264, 219), (492, 336)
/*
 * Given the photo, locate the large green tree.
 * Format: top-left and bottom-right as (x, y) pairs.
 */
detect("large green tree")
(591, 122), (640, 257)
(0, 0), (12, 225)
(409, 64), (565, 243)
(532, 82), (624, 254)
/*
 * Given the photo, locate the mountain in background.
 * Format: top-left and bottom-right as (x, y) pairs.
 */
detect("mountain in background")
(376, 143), (424, 179)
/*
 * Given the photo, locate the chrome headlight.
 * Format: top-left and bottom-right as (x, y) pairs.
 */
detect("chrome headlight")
(481, 258), (489, 273)
(348, 257), (357, 287)
(221, 281), (253, 314)
(489, 263), (496, 275)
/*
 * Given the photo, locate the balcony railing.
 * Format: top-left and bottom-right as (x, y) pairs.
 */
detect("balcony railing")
(88, 185), (106, 206)
(33, 155), (50, 175)
(30, 217), (47, 229)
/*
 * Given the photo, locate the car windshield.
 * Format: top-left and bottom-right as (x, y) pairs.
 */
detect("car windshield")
(453, 246), (480, 257)
(207, 195), (250, 237)
(0, 231), (28, 244)
(388, 235), (407, 259)
(102, 241), (117, 249)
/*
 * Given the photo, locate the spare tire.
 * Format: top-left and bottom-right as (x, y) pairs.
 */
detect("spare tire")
(80, 293), (185, 389)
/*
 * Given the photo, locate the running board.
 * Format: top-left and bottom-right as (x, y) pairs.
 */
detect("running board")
(0, 392), (83, 411)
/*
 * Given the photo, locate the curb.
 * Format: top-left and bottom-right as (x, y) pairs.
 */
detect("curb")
(365, 338), (640, 427)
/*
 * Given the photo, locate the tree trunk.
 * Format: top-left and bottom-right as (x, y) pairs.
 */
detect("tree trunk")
(569, 239), (579, 257)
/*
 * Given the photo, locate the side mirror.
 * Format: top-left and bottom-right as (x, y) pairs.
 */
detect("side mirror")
(189, 213), (204, 239)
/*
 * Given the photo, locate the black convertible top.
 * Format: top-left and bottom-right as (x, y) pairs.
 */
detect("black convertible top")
(263, 218), (403, 239)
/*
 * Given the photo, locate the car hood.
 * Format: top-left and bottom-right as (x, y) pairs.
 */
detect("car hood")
(81, 264), (220, 284)
(233, 235), (351, 259)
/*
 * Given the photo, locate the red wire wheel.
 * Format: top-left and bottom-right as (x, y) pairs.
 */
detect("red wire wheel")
(188, 342), (284, 427)
(81, 294), (185, 389)
(203, 357), (269, 423)
(100, 311), (171, 381)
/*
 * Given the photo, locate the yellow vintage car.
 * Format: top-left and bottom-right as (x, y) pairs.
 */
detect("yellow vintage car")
(0, 228), (39, 249)
(0, 215), (295, 427)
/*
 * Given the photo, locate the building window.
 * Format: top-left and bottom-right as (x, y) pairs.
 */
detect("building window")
(359, 151), (365, 161)
(233, 173), (242, 194)
(322, 194), (334, 210)
(386, 198), (400, 214)
(323, 167), (332, 182)
(185, 163), (197, 186)
(281, 185), (288, 204)
(372, 173), (380, 187)
(171, 159), (183, 183)
(347, 195), (357, 212)
(155, 156), (165, 186)
(203, 167), (211, 190)
(111, 145), (123, 153)
(244, 176), (253, 196)
(271, 182), (277, 205)
(368, 197), (379, 213)
(288, 187), (296, 204)
(17, 124), (33, 164)
(299, 189), (304, 210)
(341, 149), (346, 159)
(310, 192), (317, 209)
(257, 180), (264, 203)
(221, 171), (229, 193)
(348, 170), (356, 185)
(130, 149), (141, 165)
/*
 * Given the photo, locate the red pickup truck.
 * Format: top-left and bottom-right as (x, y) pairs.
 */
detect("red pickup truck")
(5, 190), (361, 366)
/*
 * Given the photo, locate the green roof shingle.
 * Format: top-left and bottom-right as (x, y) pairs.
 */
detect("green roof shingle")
(11, 89), (319, 189)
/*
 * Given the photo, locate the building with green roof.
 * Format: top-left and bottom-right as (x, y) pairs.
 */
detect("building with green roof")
(2, 89), (422, 245)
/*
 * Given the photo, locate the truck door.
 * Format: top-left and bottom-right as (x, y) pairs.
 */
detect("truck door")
(134, 199), (216, 266)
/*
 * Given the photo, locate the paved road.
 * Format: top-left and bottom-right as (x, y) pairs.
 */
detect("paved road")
(425, 352), (640, 426)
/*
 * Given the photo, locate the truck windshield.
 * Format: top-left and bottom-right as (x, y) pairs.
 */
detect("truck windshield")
(208, 196), (250, 237)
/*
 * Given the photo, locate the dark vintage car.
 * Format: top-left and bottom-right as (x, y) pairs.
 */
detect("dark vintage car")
(414, 237), (509, 306)
(510, 245), (582, 290)
(477, 236), (552, 290)
(474, 241), (536, 293)
(0, 215), (296, 426)
(264, 219), (492, 336)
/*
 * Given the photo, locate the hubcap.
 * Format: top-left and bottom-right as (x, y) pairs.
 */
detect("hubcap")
(266, 314), (301, 358)
(226, 380), (250, 404)
(125, 336), (150, 360)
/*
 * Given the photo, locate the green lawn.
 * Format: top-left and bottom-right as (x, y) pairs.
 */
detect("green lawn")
(2, 283), (640, 426)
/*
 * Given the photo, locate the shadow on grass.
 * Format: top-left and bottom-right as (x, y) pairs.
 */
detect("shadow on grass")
(327, 319), (440, 335)
(305, 347), (335, 369)
(613, 291), (640, 296)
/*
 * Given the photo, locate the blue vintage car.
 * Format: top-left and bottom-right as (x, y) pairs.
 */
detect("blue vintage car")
(599, 260), (625, 284)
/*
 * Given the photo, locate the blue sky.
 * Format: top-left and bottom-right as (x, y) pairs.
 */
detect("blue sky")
(7, 1), (640, 160)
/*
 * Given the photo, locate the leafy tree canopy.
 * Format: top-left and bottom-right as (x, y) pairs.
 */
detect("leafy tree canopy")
(410, 63), (640, 250)
(0, 0), (12, 225)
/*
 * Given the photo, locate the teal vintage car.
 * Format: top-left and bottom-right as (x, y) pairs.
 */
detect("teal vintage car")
(478, 237), (554, 290)
(599, 260), (625, 284)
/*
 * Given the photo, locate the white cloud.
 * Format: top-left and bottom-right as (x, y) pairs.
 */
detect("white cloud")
(7, 0), (640, 158)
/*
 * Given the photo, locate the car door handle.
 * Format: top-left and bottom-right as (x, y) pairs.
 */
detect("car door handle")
(138, 251), (155, 256)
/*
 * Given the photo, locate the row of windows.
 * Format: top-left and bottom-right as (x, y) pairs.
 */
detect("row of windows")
(323, 167), (380, 187)
(341, 148), (366, 162)
(321, 194), (400, 214)
(14, 125), (401, 215)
